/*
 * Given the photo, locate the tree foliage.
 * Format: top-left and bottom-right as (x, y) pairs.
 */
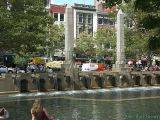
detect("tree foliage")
(0, 0), (52, 54)
(75, 28), (116, 59)
(43, 24), (65, 59)
(125, 28), (148, 59)
(47, 24), (65, 53)
(101, 0), (160, 54)
(75, 31), (95, 58)
(94, 28), (116, 56)
(101, 0), (130, 8)
(14, 54), (30, 65)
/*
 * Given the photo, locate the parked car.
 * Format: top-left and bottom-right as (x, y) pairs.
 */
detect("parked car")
(0, 65), (16, 73)
(8, 67), (16, 73)
(0, 65), (8, 73)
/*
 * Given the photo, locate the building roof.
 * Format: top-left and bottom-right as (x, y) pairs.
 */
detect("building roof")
(72, 3), (96, 11)
(50, 4), (67, 13)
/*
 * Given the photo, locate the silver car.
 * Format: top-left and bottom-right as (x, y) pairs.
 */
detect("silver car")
(0, 65), (8, 73)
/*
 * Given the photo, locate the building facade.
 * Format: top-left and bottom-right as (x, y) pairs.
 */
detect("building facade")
(50, 4), (66, 25)
(72, 4), (97, 37)
(50, 2), (116, 38)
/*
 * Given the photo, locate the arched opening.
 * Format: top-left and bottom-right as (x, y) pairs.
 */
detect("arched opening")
(144, 75), (152, 85)
(19, 79), (28, 93)
(108, 75), (117, 87)
(95, 76), (104, 88)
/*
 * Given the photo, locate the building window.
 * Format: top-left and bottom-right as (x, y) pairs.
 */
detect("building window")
(98, 18), (103, 24)
(88, 14), (92, 24)
(54, 13), (58, 21)
(103, 18), (109, 24)
(79, 13), (83, 23)
(60, 14), (64, 21)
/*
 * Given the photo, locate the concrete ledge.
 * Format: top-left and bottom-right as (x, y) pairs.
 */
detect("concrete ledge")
(0, 72), (160, 96)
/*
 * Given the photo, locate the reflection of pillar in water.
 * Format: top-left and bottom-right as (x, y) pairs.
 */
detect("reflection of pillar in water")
(115, 90), (123, 120)
(72, 108), (80, 120)
(92, 101), (98, 120)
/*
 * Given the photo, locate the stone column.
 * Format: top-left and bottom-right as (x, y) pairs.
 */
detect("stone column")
(65, 5), (74, 62)
(115, 9), (125, 70)
(63, 5), (75, 89)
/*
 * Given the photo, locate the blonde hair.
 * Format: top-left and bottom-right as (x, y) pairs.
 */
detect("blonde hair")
(32, 99), (42, 115)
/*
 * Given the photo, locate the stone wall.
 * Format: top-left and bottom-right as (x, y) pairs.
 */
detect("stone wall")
(0, 71), (160, 94)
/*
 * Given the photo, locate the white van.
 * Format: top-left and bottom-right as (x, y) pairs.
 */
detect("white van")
(81, 63), (98, 71)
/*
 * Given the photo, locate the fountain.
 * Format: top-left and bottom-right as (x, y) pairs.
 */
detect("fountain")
(0, 87), (160, 119)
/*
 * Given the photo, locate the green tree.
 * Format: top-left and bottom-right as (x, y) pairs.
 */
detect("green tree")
(94, 28), (116, 57)
(101, 0), (160, 54)
(125, 28), (148, 59)
(75, 31), (95, 58)
(0, 2), (13, 51)
(46, 24), (65, 58)
(0, 0), (52, 54)
(14, 54), (31, 66)
(134, 0), (160, 54)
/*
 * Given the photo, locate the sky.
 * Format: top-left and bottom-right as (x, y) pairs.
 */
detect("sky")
(51, 0), (93, 5)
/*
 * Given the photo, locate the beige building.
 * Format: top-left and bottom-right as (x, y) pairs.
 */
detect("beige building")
(50, 3), (116, 38)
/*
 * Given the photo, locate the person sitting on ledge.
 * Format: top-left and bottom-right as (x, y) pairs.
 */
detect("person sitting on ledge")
(0, 107), (9, 120)
(31, 99), (56, 120)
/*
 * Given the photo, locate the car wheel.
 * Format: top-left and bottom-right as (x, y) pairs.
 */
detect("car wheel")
(8, 71), (13, 73)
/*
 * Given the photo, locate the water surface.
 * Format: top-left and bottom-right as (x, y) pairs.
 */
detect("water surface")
(0, 87), (160, 120)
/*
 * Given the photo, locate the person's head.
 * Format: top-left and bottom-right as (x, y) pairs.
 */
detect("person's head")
(32, 99), (48, 120)
(32, 99), (42, 114)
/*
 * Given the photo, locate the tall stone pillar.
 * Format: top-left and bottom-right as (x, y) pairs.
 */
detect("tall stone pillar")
(63, 4), (75, 82)
(65, 5), (74, 62)
(115, 9), (126, 70)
